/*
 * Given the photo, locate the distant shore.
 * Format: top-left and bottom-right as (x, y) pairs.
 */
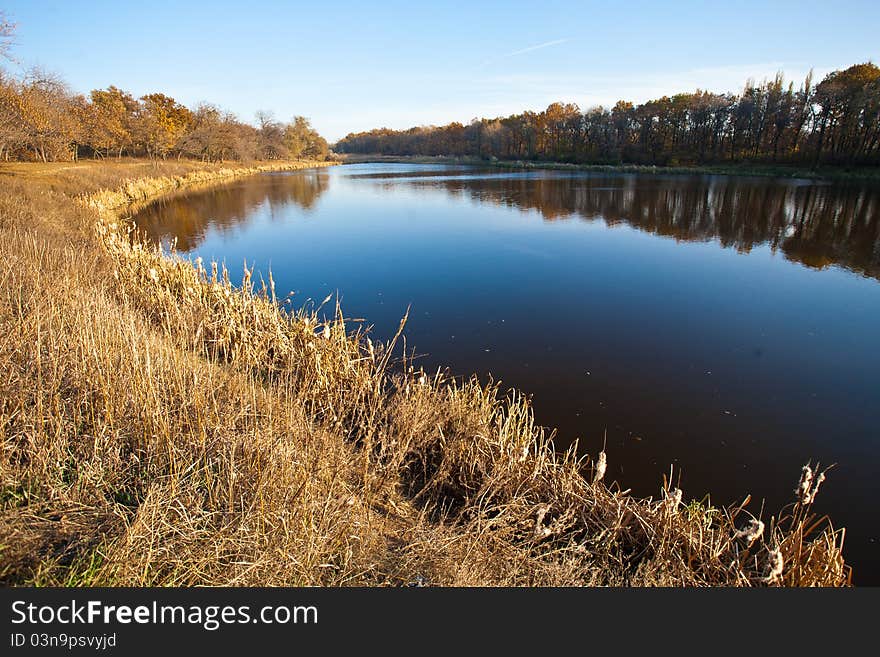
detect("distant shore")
(337, 153), (880, 183)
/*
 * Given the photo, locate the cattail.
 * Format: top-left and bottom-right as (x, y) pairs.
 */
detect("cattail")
(796, 465), (814, 505)
(764, 547), (784, 584)
(534, 503), (552, 538)
(666, 487), (683, 511)
(811, 472), (826, 501)
(418, 373), (427, 386)
(803, 471), (826, 505)
(734, 518), (765, 544)
(366, 337), (375, 360)
(148, 267), (158, 283)
(593, 451), (607, 484)
(322, 324), (331, 340)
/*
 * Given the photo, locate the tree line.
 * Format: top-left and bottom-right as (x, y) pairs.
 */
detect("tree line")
(335, 63), (880, 168)
(0, 68), (329, 163)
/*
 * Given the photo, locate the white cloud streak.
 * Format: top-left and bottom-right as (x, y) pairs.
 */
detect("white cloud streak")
(477, 38), (569, 69)
(504, 39), (569, 58)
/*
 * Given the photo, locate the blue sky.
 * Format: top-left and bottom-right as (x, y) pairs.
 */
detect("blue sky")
(3, 0), (879, 141)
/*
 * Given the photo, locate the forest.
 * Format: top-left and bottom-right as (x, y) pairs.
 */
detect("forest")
(335, 63), (880, 168)
(0, 16), (328, 164)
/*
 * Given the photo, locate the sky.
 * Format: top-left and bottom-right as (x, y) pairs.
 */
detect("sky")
(2, 0), (879, 142)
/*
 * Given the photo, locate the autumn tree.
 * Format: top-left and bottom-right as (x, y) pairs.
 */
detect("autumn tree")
(812, 63), (880, 166)
(84, 86), (137, 158)
(135, 93), (193, 158)
(256, 110), (288, 159)
(0, 71), (26, 160)
(178, 103), (230, 161)
(284, 116), (328, 159)
(17, 68), (79, 161)
(177, 104), (259, 162)
(334, 62), (880, 168)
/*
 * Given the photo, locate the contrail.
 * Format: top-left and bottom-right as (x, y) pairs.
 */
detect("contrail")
(504, 38), (569, 58)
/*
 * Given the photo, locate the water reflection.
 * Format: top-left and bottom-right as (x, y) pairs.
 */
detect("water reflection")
(134, 170), (329, 251)
(386, 171), (880, 280)
(136, 167), (880, 281)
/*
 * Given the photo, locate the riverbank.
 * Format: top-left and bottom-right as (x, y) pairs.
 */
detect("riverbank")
(339, 153), (880, 183)
(0, 159), (850, 586)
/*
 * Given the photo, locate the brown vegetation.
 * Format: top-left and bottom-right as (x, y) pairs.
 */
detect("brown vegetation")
(336, 62), (880, 168)
(0, 160), (850, 586)
(0, 67), (329, 163)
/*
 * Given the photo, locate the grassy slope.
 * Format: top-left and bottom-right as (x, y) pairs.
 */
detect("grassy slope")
(0, 159), (850, 586)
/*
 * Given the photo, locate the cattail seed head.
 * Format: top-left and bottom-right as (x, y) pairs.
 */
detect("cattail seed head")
(811, 472), (826, 501)
(734, 518), (765, 544)
(764, 547), (784, 584)
(803, 472), (826, 505)
(666, 487), (683, 511)
(593, 451), (607, 484)
(797, 465), (814, 505)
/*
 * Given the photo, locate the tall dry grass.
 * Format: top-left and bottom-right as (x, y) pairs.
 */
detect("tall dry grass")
(0, 159), (850, 586)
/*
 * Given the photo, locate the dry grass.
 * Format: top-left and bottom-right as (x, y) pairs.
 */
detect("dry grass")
(0, 159), (851, 586)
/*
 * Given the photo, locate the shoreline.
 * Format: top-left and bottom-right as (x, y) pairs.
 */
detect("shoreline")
(0, 159), (851, 586)
(338, 153), (880, 183)
(86, 160), (338, 215)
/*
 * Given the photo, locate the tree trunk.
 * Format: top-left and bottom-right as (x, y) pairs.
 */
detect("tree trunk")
(813, 112), (828, 170)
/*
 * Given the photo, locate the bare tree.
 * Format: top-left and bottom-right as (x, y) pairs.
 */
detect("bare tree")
(256, 110), (288, 159)
(0, 11), (15, 61)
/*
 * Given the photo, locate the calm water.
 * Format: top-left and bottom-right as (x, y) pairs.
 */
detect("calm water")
(134, 163), (880, 583)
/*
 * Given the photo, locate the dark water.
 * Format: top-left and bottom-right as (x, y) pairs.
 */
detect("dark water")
(133, 163), (880, 584)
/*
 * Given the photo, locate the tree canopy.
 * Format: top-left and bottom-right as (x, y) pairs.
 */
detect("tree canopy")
(0, 62), (329, 162)
(335, 63), (880, 168)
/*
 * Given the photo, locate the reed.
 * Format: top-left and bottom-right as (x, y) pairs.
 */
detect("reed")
(0, 159), (850, 586)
